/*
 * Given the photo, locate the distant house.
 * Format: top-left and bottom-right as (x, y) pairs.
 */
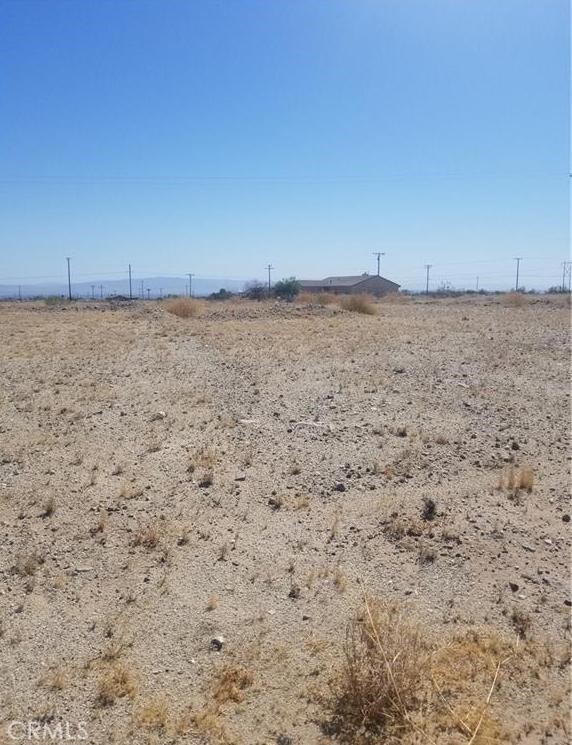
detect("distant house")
(299, 273), (400, 297)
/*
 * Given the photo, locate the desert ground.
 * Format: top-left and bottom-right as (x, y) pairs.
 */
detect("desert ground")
(0, 293), (570, 744)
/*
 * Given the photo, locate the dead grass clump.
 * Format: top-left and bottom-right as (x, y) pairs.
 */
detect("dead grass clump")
(213, 664), (254, 705)
(96, 662), (137, 706)
(132, 525), (160, 549)
(327, 597), (431, 740)
(298, 291), (337, 306)
(325, 597), (518, 743)
(165, 297), (202, 318)
(496, 465), (534, 497)
(338, 294), (377, 315)
(13, 552), (43, 577)
(503, 292), (528, 308)
(135, 696), (169, 730)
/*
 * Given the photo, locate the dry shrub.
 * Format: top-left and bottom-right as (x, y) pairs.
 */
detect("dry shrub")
(496, 465), (534, 496)
(328, 598), (431, 739)
(165, 297), (202, 318)
(213, 664), (254, 704)
(96, 662), (137, 706)
(503, 292), (528, 308)
(132, 524), (160, 549)
(135, 696), (169, 730)
(379, 292), (409, 303)
(338, 294), (377, 315)
(298, 291), (337, 306)
(325, 597), (519, 743)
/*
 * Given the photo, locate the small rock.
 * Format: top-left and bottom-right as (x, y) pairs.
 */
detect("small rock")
(277, 737), (293, 745)
(509, 582), (519, 593)
(210, 636), (224, 651)
(234, 473), (246, 482)
(334, 482), (346, 492)
(288, 585), (301, 599)
(562, 514), (570, 523)
(511, 441), (520, 450)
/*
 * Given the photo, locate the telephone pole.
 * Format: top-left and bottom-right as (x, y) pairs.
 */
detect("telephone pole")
(140, 280), (144, 298)
(66, 257), (72, 301)
(18, 285), (22, 302)
(99, 284), (104, 299)
(187, 273), (195, 297)
(514, 257), (522, 292)
(373, 252), (385, 276)
(128, 263), (133, 299)
(146, 288), (151, 300)
(90, 284), (95, 300)
(266, 264), (273, 294)
(561, 261), (571, 293)
(476, 276), (479, 292)
(424, 264), (432, 295)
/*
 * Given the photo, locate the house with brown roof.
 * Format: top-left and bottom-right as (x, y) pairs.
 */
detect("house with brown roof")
(299, 273), (400, 297)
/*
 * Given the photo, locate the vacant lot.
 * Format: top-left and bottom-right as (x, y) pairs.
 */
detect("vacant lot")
(0, 295), (569, 744)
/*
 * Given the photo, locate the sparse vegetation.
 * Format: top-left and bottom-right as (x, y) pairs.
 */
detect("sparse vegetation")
(165, 297), (202, 318)
(338, 293), (377, 314)
(96, 662), (137, 706)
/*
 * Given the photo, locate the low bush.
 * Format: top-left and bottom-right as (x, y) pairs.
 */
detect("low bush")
(338, 294), (377, 315)
(165, 297), (202, 318)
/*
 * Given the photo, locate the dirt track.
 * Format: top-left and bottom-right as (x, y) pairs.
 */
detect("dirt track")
(0, 295), (570, 744)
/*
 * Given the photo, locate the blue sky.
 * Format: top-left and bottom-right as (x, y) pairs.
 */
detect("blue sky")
(0, 0), (569, 290)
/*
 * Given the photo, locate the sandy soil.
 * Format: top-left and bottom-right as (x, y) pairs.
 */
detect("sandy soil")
(0, 295), (569, 744)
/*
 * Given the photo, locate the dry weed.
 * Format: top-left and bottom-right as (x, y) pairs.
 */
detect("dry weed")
(135, 696), (169, 730)
(165, 297), (202, 318)
(503, 292), (528, 308)
(325, 596), (518, 743)
(96, 662), (137, 706)
(338, 294), (377, 315)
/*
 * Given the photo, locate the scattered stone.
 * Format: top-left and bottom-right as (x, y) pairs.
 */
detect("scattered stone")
(511, 441), (520, 450)
(334, 482), (346, 492)
(234, 473), (247, 482)
(210, 636), (224, 651)
(277, 737), (293, 745)
(288, 585), (301, 599)
(509, 582), (519, 593)
(562, 514), (570, 523)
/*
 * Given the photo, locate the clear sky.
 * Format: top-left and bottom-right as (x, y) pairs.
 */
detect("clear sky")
(1, 0), (569, 290)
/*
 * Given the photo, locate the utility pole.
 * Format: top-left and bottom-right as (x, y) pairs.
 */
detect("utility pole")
(159, 287), (163, 299)
(476, 276), (479, 292)
(561, 261), (571, 293)
(128, 263), (133, 299)
(514, 257), (522, 292)
(140, 280), (144, 299)
(18, 285), (22, 302)
(424, 264), (432, 296)
(66, 257), (72, 301)
(373, 252), (385, 276)
(99, 284), (104, 299)
(187, 273), (195, 297)
(146, 288), (151, 300)
(90, 284), (95, 300)
(266, 264), (273, 295)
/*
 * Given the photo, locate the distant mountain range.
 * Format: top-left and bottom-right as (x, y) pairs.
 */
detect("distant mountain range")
(0, 276), (248, 299)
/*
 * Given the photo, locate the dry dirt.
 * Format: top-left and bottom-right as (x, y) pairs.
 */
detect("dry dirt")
(0, 295), (570, 744)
